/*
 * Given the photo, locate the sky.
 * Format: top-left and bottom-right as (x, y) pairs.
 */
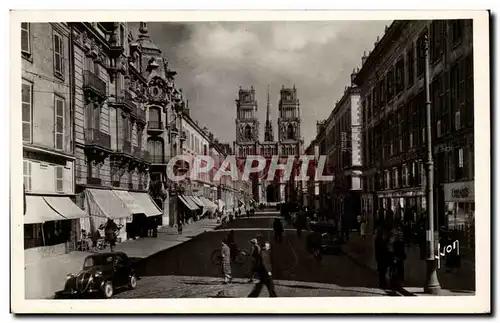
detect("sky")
(131, 20), (390, 146)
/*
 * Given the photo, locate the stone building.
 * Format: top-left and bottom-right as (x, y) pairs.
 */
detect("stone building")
(22, 23), (89, 261)
(317, 80), (363, 229)
(354, 20), (474, 237)
(71, 22), (161, 243)
(234, 85), (303, 205)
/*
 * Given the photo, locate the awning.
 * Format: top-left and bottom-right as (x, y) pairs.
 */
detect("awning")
(184, 195), (201, 210)
(113, 190), (145, 215)
(43, 196), (88, 220)
(178, 195), (198, 211)
(86, 188), (131, 219)
(129, 192), (162, 217)
(199, 197), (217, 210)
(24, 196), (65, 224)
(191, 196), (205, 208)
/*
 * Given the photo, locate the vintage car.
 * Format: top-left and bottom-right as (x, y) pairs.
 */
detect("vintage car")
(55, 252), (137, 299)
(306, 221), (342, 258)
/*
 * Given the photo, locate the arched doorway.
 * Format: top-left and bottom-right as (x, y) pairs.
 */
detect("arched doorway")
(266, 183), (278, 203)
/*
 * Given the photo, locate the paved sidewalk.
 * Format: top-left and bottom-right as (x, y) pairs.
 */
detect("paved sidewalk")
(342, 233), (476, 295)
(25, 218), (220, 299)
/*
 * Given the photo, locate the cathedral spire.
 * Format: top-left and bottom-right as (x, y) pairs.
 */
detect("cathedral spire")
(266, 85), (271, 124)
(264, 85), (274, 142)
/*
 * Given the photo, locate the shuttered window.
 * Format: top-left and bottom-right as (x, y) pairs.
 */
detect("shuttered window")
(22, 80), (33, 142)
(23, 160), (32, 192)
(56, 166), (64, 192)
(21, 23), (30, 54)
(53, 33), (64, 77)
(54, 96), (65, 150)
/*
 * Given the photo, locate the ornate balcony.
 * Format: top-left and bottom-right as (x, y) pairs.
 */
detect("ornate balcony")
(111, 90), (136, 113)
(84, 129), (112, 155)
(148, 154), (166, 165)
(147, 121), (164, 134)
(137, 107), (146, 124)
(87, 177), (102, 186)
(83, 70), (107, 101)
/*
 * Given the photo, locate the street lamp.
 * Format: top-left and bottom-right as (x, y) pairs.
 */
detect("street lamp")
(423, 34), (441, 295)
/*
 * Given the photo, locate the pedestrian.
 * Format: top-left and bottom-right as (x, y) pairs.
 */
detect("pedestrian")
(177, 217), (183, 235)
(246, 208), (250, 219)
(374, 228), (390, 289)
(360, 216), (367, 238)
(357, 214), (363, 232)
(273, 218), (284, 243)
(248, 238), (261, 283)
(221, 238), (232, 284)
(390, 227), (406, 290)
(227, 230), (238, 262)
(248, 242), (277, 297)
(103, 218), (120, 252)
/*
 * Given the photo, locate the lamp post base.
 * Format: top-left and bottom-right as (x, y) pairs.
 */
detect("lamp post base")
(424, 258), (442, 295)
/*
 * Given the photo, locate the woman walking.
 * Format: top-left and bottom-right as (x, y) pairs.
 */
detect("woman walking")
(360, 216), (367, 238)
(221, 239), (232, 284)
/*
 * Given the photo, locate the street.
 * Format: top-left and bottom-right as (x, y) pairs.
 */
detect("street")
(115, 211), (394, 298)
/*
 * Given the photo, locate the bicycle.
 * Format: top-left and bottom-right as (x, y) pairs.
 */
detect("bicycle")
(211, 247), (248, 266)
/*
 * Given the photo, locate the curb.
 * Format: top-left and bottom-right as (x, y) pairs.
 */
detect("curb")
(132, 223), (223, 263)
(340, 247), (417, 297)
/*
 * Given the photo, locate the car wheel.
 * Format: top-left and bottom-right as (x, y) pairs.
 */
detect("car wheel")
(103, 281), (114, 299)
(129, 274), (138, 289)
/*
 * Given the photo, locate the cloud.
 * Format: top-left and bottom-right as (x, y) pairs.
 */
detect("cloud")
(136, 20), (390, 145)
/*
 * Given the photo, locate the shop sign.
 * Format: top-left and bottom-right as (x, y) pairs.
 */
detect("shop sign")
(444, 181), (474, 202)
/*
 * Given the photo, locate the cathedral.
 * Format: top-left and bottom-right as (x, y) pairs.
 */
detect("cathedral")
(234, 85), (303, 205)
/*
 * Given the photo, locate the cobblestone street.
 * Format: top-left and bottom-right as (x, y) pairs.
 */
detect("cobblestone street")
(115, 211), (394, 298)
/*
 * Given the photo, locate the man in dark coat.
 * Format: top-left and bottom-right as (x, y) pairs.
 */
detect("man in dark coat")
(374, 228), (390, 289)
(273, 218), (284, 243)
(248, 242), (277, 297)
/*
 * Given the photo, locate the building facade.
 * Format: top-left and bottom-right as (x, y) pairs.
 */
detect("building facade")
(22, 22), (89, 261)
(354, 20), (474, 241)
(234, 86), (303, 205)
(318, 81), (363, 228)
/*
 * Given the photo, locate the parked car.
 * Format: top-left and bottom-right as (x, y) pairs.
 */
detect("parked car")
(306, 221), (342, 258)
(55, 252), (138, 299)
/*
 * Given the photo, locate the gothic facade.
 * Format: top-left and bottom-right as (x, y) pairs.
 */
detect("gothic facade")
(234, 85), (303, 204)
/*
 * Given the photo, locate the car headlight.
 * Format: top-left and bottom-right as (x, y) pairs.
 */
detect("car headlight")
(66, 274), (74, 280)
(94, 271), (102, 278)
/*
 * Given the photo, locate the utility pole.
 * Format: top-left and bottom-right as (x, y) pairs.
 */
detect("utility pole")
(423, 34), (441, 295)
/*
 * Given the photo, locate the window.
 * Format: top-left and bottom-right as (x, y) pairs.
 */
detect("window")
(385, 170), (390, 190)
(53, 33), (64, 78)
(23, 160), (32, 191)
(436, 120), (442, 138)
(455, 111), (461, 130)
(54, 96), (65, 150)
(406, 44), (415, 88)
(456, 148), (464, 179)
(431, 20), (445, 63)
(56, 166), (64, 192)
(86, 102), (101, 130)
(395, 57), (405, 94)
(120, 25), (125, 46)
(21, 23), (31, 55)
(386, 69), (394, 102)
(403, 164), (409, 187)
(416, 29), (428, 77)
(393, 167), (399, 188)
(22, 80), (33, 142)
(409, 133), (413, 148)
(450, 20), (464, 46)
(137, 128), (143, 149)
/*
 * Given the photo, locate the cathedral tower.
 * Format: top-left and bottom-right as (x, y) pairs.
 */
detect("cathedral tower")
(278, 85), (301, 156)
(235, 86), (259, 156)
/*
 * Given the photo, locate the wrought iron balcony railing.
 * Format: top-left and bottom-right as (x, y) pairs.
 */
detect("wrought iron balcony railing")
(87, 177), (102, 186)
(83, 70), (106, 99)
(148, 154), (166, 164)
(148, 121), (163, 130)
(84, 129), (111, 150)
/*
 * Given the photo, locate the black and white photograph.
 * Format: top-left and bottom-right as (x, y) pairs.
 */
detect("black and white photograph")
(10, 10), (490, 314)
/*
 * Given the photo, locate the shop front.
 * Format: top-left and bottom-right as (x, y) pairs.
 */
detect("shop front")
(443, 181), (475, 250)
(24, 195), (89, 261)
(83, 188), (131, 244)
(129, 192), (163, 234)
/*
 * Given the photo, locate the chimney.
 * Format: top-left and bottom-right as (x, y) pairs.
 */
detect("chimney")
(361, 51), (368, 65)
(350, 68), (358, 86)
